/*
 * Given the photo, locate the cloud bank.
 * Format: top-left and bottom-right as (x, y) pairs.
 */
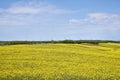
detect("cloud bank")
(0, 1), (77, 26)
(69, 13), (120, 25)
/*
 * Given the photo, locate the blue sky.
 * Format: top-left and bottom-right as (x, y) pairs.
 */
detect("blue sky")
(0, 0), (120, 41)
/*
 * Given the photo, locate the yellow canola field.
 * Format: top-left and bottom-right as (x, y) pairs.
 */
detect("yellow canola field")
(0, 43), (120, 80)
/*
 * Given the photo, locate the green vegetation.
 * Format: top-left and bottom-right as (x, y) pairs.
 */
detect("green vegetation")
(0, 43), (120, 80)
(0, 40), (120, 46)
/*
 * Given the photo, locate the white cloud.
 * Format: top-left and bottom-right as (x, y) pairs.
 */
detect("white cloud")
(69, 19), (80, 24)
(7, 7), (41, 14)
(0, 1), (79, 26)
(5, 1), (51, 14)
(69, 13), (120, 25)
(88, 13), (109, 19)
(0, 1), (77, 15)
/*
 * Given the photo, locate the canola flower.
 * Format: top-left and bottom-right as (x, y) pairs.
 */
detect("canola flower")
(0, 43), (120, 80)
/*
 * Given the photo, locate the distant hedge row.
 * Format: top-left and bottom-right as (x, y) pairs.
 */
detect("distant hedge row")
(0, 40), (120, 45)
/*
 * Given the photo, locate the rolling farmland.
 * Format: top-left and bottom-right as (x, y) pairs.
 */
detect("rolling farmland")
(0, 43), (120, 80)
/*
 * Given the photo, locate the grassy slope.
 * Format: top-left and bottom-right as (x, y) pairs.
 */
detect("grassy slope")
(0, 43), (120, 80)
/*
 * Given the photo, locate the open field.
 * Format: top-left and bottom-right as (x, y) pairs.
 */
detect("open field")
(0, 43), (120, 80)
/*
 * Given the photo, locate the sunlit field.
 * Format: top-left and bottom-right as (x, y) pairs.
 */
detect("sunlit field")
(0, 43), (120, 80)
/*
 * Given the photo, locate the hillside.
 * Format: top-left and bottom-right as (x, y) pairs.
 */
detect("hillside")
(0, 43), (120, 80)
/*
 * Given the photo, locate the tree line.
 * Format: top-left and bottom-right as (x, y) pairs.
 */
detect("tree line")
(0, 40), (120, 46)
